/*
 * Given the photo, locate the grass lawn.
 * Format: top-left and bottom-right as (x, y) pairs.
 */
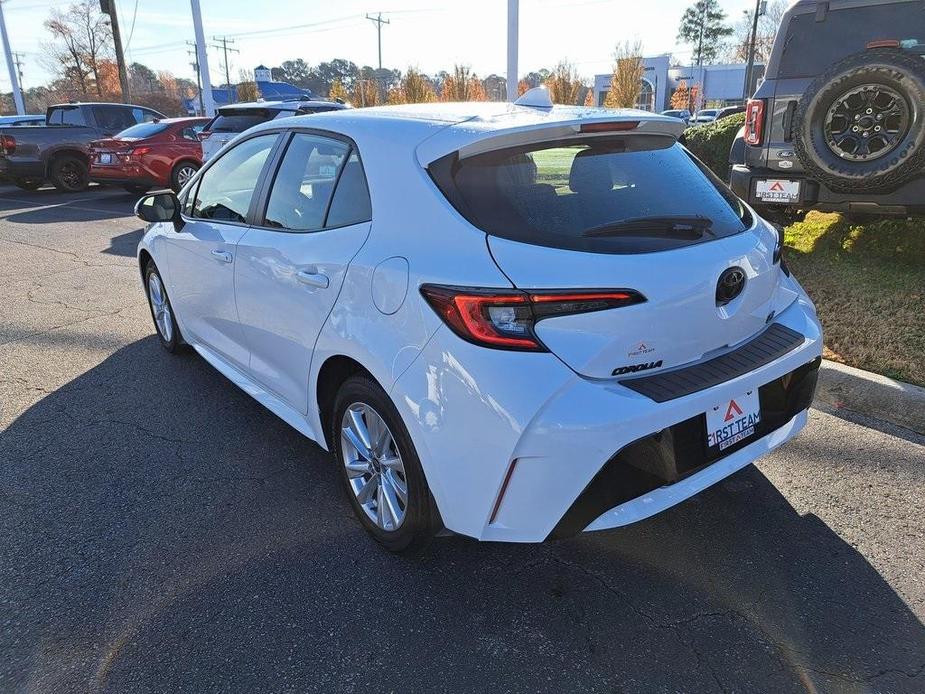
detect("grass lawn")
(783, 212), (925, 386)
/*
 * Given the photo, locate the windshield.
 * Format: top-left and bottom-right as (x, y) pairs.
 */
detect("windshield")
(429, 135), (751, 254)
(115, 122), (169, 139)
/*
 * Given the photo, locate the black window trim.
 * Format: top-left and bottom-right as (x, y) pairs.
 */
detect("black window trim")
(179, 130), (286, 228)
(250, 126), (372, 234)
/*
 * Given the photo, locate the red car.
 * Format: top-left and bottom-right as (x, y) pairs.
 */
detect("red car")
(89, 117), (209, 194)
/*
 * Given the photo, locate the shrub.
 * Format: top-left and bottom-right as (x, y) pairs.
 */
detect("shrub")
(680, 111), (745, 179)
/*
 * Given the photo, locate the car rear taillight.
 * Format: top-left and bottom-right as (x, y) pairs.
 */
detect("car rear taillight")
(0, 134), (15, 155)
(197, 131), (211, 142)
(744, 99), (765, 146)
(420, 285), (645, 351)
(127, 146), (152, 158)
(580, 121), (640, 133)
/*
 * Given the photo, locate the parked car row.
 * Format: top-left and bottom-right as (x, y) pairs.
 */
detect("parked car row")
(0, 97), (350, 194)
(660, 106), (745, 125)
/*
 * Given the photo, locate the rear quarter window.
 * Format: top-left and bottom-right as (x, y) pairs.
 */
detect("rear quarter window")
(429, 135), (751, 254)
(207, 110), (281, 133)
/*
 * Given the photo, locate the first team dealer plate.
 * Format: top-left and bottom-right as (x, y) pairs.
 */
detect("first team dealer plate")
(706, 390), (761, 451)
(755, 179), (800, 204)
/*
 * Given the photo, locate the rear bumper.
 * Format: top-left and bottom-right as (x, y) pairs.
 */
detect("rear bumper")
(90, 165), (163, 188)
(0, 157), (44, 179)
(730, 164), (925, 215)
(392, 290), (823, 543)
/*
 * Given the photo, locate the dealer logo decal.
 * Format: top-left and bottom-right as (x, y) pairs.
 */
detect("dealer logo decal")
(724, 399), (743, 422)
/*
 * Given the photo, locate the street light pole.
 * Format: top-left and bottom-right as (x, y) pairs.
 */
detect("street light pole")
(507, 0), (518, 101)
(0, 0), (25, 115)
(743, 0), (764, 101)
(190, 0), (214, 116)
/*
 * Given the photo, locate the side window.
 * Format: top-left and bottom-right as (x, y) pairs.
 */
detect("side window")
(92, 105), (135, 133)
(133, 108), (159, 124)
(48, 107), (84, 126)
(263, 133), (349, 231)
(190, 134), (278, 223)
(180, 125), (204, 141)
(325, 151), (372, 228)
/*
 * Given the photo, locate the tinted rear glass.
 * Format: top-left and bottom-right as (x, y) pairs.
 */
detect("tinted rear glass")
(115, 122), (169, 139)
(778, 2), (924, 79)
(429, 136), (751, 254)
(207, 110), (280, 133)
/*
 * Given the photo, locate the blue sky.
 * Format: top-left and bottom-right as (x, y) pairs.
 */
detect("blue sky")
(1, 0), (756, 91)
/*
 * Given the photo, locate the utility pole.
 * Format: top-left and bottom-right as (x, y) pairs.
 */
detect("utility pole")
(212, 36), (239, 91)
(12, 51), (23, 89)
(190, 0), (214, 116)
(365, 13), (389, 70)
(743, 0), (765, 101)
(507, 0), (518, 101)
(187, 42), (204, 115)
(0, 0), (25, 115)
(99, 0), (131, 103)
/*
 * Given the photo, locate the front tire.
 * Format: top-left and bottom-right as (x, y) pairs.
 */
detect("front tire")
(332, 374), (440, 553)
(144, 261), (183, 353)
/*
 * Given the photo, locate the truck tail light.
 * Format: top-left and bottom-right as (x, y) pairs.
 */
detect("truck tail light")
(420, 285), (645, 351)
(744, 98), (765, 146)
(0, 135), (15, 155)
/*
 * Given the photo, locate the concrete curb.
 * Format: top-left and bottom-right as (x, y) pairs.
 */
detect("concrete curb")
(816, 359), (925, 435)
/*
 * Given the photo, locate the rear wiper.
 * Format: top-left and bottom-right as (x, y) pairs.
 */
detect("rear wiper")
(582, 215), (715, 239)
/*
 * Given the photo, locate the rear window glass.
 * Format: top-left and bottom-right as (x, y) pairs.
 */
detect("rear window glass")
(429, 136), (751, 254)
(777, 3), (924, 79)
(207, 110), (280, 133)
(115, 122), (169, 139)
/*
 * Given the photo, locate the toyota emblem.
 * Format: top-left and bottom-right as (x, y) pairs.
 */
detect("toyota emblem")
(716, 267), (746, 306)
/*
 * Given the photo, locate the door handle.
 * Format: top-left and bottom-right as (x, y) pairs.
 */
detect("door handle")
(210, 249), (232, 263)
(296, 269), (329, 289)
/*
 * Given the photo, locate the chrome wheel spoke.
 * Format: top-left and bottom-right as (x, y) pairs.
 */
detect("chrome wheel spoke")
(344, 460), (371, 479)
(384, 470), (407, 505)
(347, 407), (373, 452)
(356, 473), (379, 504)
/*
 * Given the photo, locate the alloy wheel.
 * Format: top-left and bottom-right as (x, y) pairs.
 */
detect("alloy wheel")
(176, 165), (197, 188)
(60, 161), (84, 190)
(824, 84), (910, 161)
(340, 402), (408, 531)
(147, 273), (173, 343)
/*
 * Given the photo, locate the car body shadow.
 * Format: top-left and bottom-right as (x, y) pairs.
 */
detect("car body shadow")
(102, 227), (145, 257)
(2, 337), (923, 692)
(0, 183), (137, 222)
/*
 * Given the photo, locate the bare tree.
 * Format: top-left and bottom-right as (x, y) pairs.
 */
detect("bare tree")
(236, 69), (259, 102)
(725, 0), (787, 64)
(605, 40), (645, 108)
(43, 1), (113, 97)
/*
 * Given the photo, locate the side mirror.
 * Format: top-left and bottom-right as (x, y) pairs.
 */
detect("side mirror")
(135, 191), (183, 231)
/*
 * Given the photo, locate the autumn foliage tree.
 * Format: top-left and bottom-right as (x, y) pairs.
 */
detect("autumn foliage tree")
(236, 70), (259, 102)
(387, 67), (437, 105)
(328, 79), (349, 102)
(544, 61), (585, 105)
(604, 40), (645, 109)
(440, 65), (486, 102)
(351, 78), (381, 107)
(669, 81), (690, 109)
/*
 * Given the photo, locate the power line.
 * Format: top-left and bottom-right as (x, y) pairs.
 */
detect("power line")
(365, 12), (390, 71)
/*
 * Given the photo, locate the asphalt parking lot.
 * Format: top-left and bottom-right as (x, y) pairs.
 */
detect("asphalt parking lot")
(1, 182), (923, 693)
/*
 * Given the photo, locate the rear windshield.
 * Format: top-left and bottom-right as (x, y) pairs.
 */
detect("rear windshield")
(206, 109), (281, 133)
(429, 135), (751, 254)
(115, 122), (169, 139)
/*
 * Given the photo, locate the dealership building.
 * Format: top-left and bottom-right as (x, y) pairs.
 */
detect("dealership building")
(593, 55), (765, 111)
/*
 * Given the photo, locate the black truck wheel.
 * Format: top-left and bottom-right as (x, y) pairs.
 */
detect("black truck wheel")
(793, 49), (925, 193)
(13, 178), (43, 191)
(49, 154), (90, 193)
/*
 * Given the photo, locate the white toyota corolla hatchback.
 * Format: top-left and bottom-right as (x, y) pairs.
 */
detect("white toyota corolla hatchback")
(134, 93), (823, 552)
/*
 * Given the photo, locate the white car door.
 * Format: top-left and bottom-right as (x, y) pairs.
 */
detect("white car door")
(166, 133), (280, 370)
(234, 132), (372, 413)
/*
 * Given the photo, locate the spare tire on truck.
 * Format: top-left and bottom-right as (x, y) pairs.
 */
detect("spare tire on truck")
(794, 48), (925, 193)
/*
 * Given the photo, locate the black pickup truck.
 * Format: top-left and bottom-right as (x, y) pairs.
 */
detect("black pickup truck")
(0, 102), (165, 192)
(729, 0), (925, 218)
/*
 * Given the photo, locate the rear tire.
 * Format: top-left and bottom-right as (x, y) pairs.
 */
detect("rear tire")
(13, 177), (43, 191)
(331, 374), (440, 553)
(170, 161), (199, 192)
(143, 261), (184, 353)
(49, 155), (89, 193)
